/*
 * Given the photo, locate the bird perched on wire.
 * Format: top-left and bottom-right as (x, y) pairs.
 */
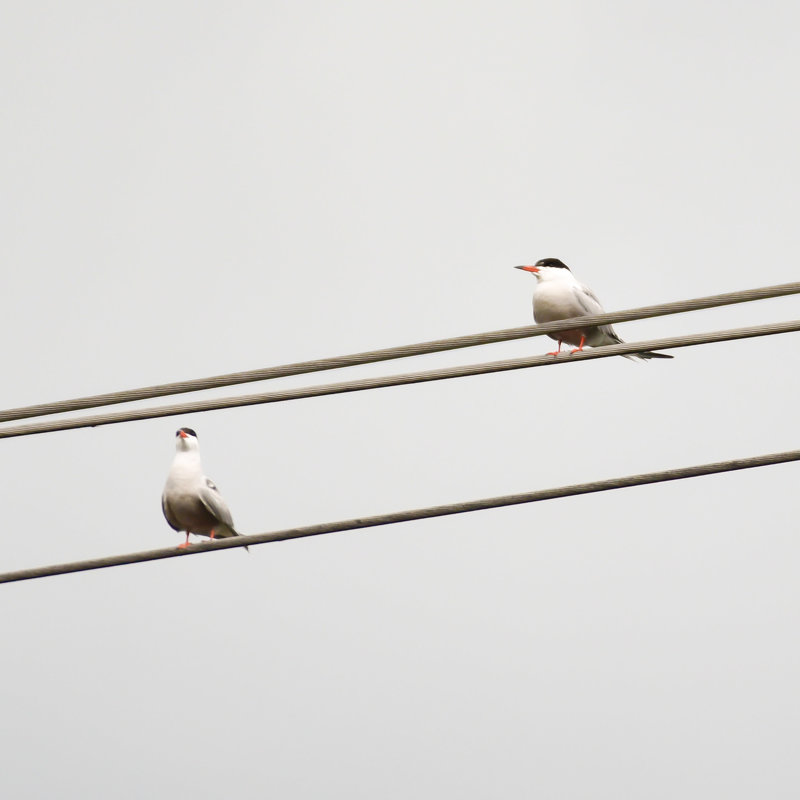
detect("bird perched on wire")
(514, 258), (673, 360)
(162, 427), (248, 550)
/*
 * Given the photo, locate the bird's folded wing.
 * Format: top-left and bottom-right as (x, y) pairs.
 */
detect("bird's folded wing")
(572, 284), (605, 315)
(199, 479), (236, 530)
(161, 494), (181, 532)
(572, 284), (621, 341)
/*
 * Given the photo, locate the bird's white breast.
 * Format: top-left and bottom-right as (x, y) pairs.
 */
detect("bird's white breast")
(164, 453), (204, 496)
(532, 281), (583, 323)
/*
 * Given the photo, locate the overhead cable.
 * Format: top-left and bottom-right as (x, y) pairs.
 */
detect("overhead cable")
(1, 280), (799, 424)
(1, 318), (799, 440)
(1, 447), (797, 585)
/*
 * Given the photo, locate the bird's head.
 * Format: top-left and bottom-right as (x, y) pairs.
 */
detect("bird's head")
(175, 427), (200, 452)
(514, 258), (572, 281)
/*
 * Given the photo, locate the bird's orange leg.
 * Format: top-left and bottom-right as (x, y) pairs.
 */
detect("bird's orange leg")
(570, 335), (586, 354)
(178, 532), (191, 549)
(209, 529), (216, 540)
(547, 340), (563, 357)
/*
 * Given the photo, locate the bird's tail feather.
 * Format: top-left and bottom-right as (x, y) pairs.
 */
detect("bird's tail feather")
(622, 351), (674, 361)
(214, 523), (250, 553)
(607, 331), (673, 361)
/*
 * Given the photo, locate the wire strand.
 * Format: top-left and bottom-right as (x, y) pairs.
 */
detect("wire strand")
(1, 447), (797, 585)
(1, 318), (799, 440)
(2, 280), (799, 424)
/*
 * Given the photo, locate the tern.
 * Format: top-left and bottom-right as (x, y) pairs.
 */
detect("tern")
(514, 258), (673, 360)
(162, 427), (248, 550)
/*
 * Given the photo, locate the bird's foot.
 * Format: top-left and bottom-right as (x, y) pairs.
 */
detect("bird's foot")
(569, 336), (587, 355)
(547, 350), (561, 357)
(177, 542), (191, 550)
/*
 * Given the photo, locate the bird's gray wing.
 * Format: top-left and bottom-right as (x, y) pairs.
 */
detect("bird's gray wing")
(572, 283), (605, 315)
(161, 493), (181, 532)
(199, 477), (235, 529)
(572, 283), (621, 341)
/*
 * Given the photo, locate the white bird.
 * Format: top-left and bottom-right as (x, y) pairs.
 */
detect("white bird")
(514, 258), (673, 360)
(162, 427), (247, 550)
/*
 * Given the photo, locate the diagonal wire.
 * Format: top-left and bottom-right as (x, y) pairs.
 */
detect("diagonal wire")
(0, 318), (799, 440)
(1, 280), (799, 424)
(1, 447), (797, 585)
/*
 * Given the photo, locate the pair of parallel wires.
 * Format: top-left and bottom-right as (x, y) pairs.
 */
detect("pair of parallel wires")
(2, 281), (799, 584)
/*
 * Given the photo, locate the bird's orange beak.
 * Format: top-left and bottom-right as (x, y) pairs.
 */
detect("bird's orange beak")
(178, 430), (188, 438)
(514, 265), (539, 273)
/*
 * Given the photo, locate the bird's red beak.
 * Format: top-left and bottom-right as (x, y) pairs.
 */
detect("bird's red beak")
(514, 265), (539, 273)
(178, 430), (188, 438)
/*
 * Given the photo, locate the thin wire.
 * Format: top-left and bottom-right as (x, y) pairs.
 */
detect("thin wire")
(2, 281), (799, 424)
(1, 318), (799, 440)
(1, 447), (797, 585)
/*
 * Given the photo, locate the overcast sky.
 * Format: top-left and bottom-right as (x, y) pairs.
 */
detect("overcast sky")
(2, 2), (800, 797)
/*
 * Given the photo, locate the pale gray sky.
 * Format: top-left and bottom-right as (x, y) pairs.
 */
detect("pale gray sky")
(2, 2), (800, 797)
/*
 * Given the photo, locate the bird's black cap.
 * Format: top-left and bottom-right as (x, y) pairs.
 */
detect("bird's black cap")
(176, 427), (198, 438)
(535, 258), (571, 270)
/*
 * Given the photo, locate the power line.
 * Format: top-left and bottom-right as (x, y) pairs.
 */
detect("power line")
(1, 280), (798, 424)
(1, 318), (799, 440)
(1, 447), (797, 585)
